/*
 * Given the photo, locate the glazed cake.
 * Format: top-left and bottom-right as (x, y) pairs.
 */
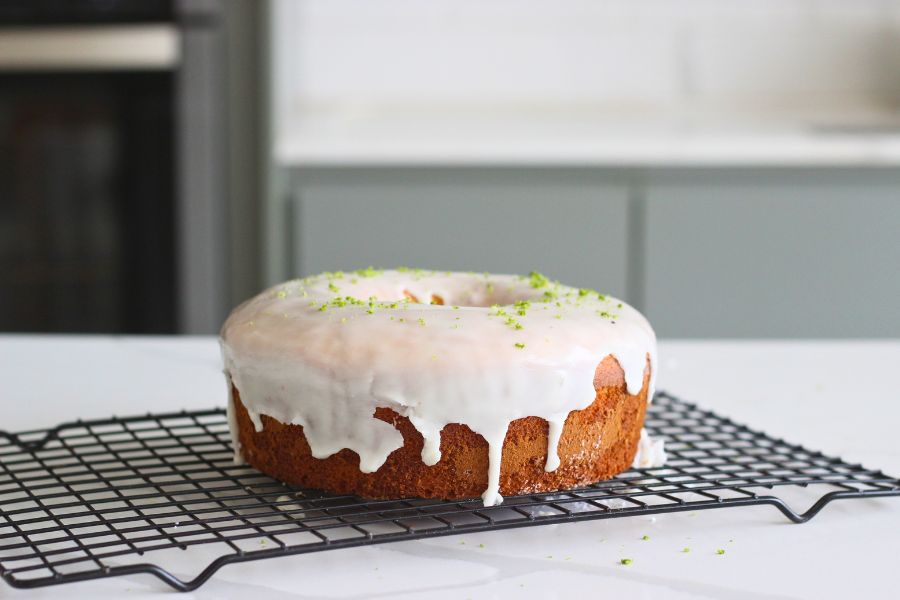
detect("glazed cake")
(221, 269), (664, 506)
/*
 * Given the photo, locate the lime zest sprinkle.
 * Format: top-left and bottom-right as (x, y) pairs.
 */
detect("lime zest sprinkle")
(514, 342), (525, 349)
(682, 547), (690, 553)
(620, 558), (632, 565)
(716, 549), (726, 555)
(641, 535), (650, 541)
(489, 304), (509, 317)
(527, 271), (550, 289)
(417, 318), (426, 327)
(354, 266), (382, 278)
(504, 317), (523, 330)
(327, 281), (340, 293)
(276, 290), (287, 299)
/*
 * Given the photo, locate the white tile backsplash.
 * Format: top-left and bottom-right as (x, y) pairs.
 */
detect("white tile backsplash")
(273, 0), (900, 119)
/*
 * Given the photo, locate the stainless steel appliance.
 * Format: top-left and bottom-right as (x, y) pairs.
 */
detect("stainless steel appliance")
(0, 0), (236, 334)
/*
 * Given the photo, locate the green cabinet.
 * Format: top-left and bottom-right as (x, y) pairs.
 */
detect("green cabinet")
(288, 168), (631, 299)
(644, 171), (900, 337)
(277, 167), (900, 337)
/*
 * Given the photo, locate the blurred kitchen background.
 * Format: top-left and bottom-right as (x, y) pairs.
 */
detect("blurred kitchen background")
(1, 0), (898, 338)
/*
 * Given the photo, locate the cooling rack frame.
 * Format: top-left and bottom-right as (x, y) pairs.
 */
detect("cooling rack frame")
(1, 391), (897, 592)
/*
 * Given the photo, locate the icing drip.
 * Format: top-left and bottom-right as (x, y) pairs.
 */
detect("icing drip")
(221, 269), (658, 506)
(544, 415), (566, 472)
(632, 428), (667, 469)
(247, 409), (264, 433)
(408, 415), (443, 466)
(223, 371), (243, 464)
(482, 428), (506, 506)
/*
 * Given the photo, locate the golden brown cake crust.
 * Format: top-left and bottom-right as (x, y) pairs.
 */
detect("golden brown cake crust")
(232, 355), (650, 500)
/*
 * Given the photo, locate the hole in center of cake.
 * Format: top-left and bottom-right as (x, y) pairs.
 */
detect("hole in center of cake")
(402, 290), (444, 305)
(340, 276), (547, 309)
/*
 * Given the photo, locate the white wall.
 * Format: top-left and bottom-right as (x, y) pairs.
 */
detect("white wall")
(273, 0), (900, 128)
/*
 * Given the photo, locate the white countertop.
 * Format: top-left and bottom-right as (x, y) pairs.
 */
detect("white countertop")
(1, 335), (898, 599)
(275, 108), (900, 167)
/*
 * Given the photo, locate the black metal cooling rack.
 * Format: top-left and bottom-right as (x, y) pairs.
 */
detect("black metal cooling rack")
(1, 392), (898, 592)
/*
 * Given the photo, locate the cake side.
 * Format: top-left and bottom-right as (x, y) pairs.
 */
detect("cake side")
(231, 355), (649, 499)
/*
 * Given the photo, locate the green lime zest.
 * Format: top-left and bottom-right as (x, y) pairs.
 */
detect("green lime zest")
(354, 266), (382, 278)
(527, 271), (550, 288)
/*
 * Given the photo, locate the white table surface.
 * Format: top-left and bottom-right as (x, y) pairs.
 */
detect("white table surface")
(1, 335), (898, 599)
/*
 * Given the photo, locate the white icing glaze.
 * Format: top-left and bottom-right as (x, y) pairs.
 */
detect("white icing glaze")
(220, 269), (658, 506)
(632, 428), (667, 469)
(544, 415), (566, 472)
(223, 371), (243, 464)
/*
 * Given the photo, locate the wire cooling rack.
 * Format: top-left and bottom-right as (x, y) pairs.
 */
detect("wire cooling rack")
(1, 392), (898, 592)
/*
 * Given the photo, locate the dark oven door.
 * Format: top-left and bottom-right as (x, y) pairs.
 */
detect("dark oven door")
(0, 38), (177, 333)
